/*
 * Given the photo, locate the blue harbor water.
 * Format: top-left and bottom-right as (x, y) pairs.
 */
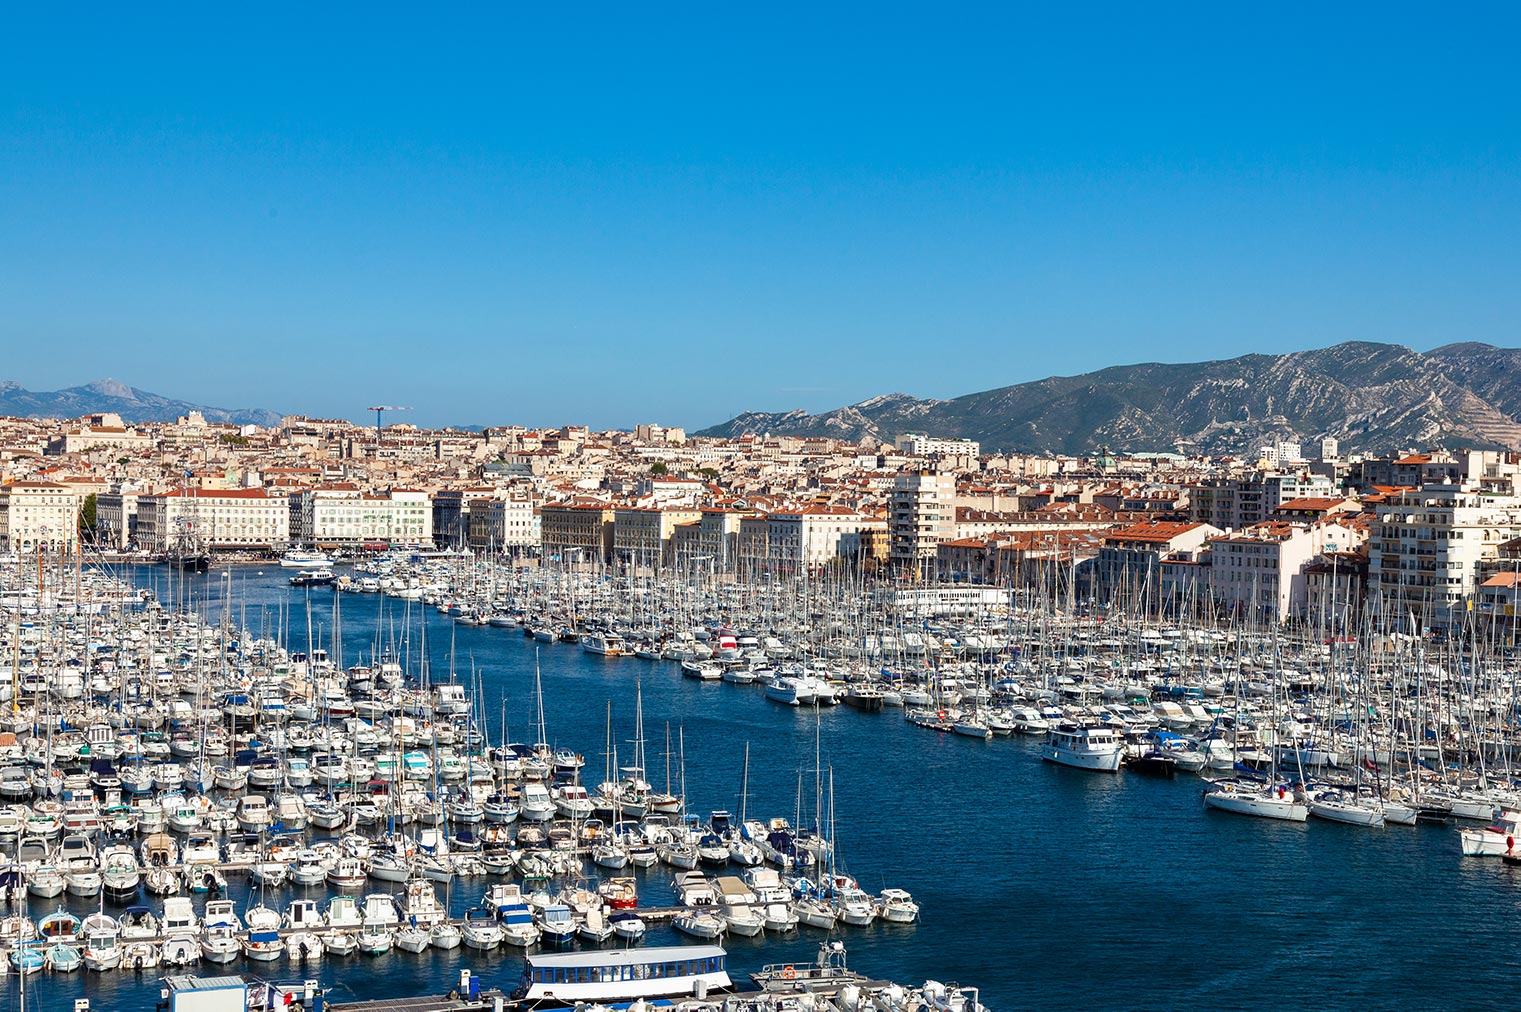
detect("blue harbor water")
(21, 565), (1521, 1010)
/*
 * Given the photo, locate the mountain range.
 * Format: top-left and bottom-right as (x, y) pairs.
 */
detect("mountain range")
(698, 342), (1521, 456)
(0, 379), (281, 428)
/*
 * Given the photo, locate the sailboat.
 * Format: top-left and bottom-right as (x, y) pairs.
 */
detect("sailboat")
(1202, 627), (1307, 822)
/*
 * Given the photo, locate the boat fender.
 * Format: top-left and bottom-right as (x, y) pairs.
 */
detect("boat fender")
(1277, 787), (1285, 799)
(1509, 836), (1515, 852)
(784, 965), (796, 980)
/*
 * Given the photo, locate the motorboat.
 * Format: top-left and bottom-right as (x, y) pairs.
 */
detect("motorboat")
(1040, 723), (1125, 772)
(462, 906), (505, 949)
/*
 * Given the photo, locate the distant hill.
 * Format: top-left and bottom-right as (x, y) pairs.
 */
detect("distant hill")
(698, 341), (1521, 455)
(0, 378), (281, 427)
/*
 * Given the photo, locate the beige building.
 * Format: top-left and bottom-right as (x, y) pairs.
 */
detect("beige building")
(1210, 521), (1367, 622)
(44, 413), (155, 457)
(135, 487), (289, 551)
(540, 503), (616, 563)
(468, 494), (539, 552)
(890, 471), (957, 575)
(613, 506), (702, 565)
(0, 481), (81, 552)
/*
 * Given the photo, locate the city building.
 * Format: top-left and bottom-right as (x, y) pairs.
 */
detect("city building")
(1368, 482), (1521, 621)
(0, 481), (81, 552)
(539, 503), (616, 564)
(1190, 471), (1336, 532)
(895, 433), (981, 459)
(289, 487), (431, 549)
(135, 487), (289, 552)
(467, 494), (539, 553)
(1210, 520), (1367, 622)
(890, 471), (956, 576)
(1095, 520), (1221, 606)
(94, 488), (142, 549)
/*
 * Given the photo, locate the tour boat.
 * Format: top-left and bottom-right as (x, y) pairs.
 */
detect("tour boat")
(515, 945), (731, 1003)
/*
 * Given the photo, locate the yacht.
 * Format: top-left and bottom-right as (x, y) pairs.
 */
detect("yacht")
(1460, 809), (1521, 856)
(1040, 723), (1125, 772)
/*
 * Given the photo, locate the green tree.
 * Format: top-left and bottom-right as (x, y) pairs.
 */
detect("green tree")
(649, 461), (668, 475)
(80, 493), (98, 537)
(697, 467), (719, 480)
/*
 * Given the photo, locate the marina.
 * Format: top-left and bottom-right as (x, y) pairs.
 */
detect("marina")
(6, 555), (1521, 1007)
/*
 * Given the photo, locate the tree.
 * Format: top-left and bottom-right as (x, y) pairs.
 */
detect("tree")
(116, 456), (131, 466)
(649, 462), (668, 475)
(80, 493), (98, 538)
(698, 467), (720, 480)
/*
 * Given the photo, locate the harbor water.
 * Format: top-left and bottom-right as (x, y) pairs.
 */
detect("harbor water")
(18, 564), (1521, 1010)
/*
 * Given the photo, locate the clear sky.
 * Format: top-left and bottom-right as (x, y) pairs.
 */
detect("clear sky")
(2, 5), (1518, 429)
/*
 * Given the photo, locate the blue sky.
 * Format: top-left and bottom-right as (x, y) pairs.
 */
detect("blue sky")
(2, 5), (1518, 429)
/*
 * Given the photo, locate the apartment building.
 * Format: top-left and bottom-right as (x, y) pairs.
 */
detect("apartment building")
(135, 487), (289, 551)
(1190, 471), (1335, 531)
(94, 489), (142, 549)
(289, 487), (431, 548)
(0, 481), (81, 552)
(1368, 483), (1521, 618)
(1095, 521), (1221, 605)
(539, 503), (616, 564)
(1210, 520), (1366, 622)
(763, 505), (878, 571)
(613, 506), (702, 565)
(890, 471), (956, 576)
(467, 495), (539, 552)
(895, 433), (981, 458)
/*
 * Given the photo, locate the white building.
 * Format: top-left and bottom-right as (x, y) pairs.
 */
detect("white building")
(764, 506), (878, 570)
(890, 471), (956, 575)
(292, 487), (432, 548)
(895, 433), (981, 459)
(135, 487), (290, 552)
(0, 481), (81, 552)
(1369, 483), (1521, 619)
(1210, 521), (1366, 622)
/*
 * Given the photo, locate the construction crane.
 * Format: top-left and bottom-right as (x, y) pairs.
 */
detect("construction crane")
(368, 405), (413, 445)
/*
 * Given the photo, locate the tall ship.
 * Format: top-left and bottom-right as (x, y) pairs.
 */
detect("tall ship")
(165, 487), (209, 571)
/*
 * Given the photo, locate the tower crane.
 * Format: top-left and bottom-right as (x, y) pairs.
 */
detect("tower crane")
(368, 405), (413, 445)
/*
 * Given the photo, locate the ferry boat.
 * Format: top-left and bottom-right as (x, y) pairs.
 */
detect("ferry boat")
(514, 944), (731, 1004)
(280, 549), (334, 569)
(1040, 723), (1125, 772)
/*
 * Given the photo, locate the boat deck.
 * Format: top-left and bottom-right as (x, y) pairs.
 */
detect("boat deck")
(329, 991), (510, 1012)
